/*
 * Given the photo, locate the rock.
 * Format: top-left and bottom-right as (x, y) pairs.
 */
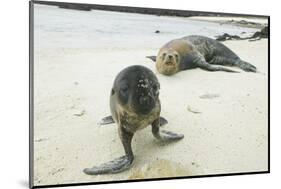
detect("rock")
(73, 109), (85, 116)
(35, 138), (48, 142)
(216, 33), (242, 41)
(199, 93), (220, 99)
(252, 26), (268, 39)
(187, 105), (202, 114)
(216, 26), (268, 42)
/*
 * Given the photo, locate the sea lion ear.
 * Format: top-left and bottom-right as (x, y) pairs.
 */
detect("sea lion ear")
(111, 89), (115, 95)
(146, 56), (157, 62)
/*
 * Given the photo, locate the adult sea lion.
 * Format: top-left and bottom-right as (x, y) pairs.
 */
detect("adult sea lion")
(83, 65), (184, 175)
(147, 35), (257, 75)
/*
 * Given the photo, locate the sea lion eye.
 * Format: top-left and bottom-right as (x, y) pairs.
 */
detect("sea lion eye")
(119, 85), (129, 103)
(175, 54), (179, 62)
(120, 85), (128, 93)
(162, 53), (166, 60)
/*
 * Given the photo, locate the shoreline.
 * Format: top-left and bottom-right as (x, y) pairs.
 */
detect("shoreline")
(34, 1), (269, 18)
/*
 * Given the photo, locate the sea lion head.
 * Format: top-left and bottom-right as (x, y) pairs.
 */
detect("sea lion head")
(113, 65), (160, 115)
(156, 48), (180, 76)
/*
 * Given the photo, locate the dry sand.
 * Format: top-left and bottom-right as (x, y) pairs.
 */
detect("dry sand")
(33, 5), (268, 186)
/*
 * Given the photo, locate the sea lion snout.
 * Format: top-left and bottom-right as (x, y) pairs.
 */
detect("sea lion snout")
(139, 96), (151, 106)
(134, 86), (157, 115)
(163, 53), (177, 65)
(138, 95), (155, 114)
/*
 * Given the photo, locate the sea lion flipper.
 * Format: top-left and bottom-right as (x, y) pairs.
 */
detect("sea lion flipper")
(83, 155), (133, 175)
(209, 56), (257, 73)
(159, 130), (184, 140)
(197, 61), (239, 73)
(146, 56), (157, 62)
(159, 116), (168, 127)
(84, 127), (134, 175)
(236, 60), (257, 72)
(151, 119), (184, 141)
(98, 116), (115, 125)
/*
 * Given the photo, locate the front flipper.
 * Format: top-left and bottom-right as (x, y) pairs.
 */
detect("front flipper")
(98, 116), (115, 125)
(83, 155), (133, 175)
(152, 118), (184, 141)
(197, 61), (239, 73)
(146, 56), (157, 62)
(84, 126), (134, 175)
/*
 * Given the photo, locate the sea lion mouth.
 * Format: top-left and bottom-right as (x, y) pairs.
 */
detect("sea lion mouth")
(161, 65), (177, 75)
(164, 61), (175, 66)
(139, 107), (153, 115)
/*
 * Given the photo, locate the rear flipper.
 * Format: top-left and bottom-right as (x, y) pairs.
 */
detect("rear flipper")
(197, 61), (239, 73)
(152, 118), (184, 141)
(146, 56), (157, 62)
(209, 56), (256, 73)
(236, 60), (257, 72)
(153, 130), (184, 141)
(83, 155), (133, 175)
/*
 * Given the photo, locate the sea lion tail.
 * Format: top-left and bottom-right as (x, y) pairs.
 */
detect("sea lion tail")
(146, 56), (157, 62)
(236, 60), (257, 72)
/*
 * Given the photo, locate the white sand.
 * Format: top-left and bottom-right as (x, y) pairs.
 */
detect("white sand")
(33, 5), (268, 186)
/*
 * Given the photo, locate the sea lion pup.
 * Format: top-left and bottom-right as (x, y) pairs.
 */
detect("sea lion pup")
(83, 65), (184, 175)
(147, 35), (257, 75)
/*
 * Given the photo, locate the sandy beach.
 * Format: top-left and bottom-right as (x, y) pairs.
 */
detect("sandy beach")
(33, 4), (268, 186)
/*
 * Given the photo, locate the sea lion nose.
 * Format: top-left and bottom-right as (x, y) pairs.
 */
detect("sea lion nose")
(139, 96), (151, 106)
(168, 55), (173, 59)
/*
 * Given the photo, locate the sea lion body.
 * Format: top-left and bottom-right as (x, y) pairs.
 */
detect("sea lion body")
(111, 102), (161, 133)
(148, 35), (257, 75)
(84, 65), (184, 175)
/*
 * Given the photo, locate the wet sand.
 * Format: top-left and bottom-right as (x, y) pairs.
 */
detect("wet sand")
(33, 4), (268, 186)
